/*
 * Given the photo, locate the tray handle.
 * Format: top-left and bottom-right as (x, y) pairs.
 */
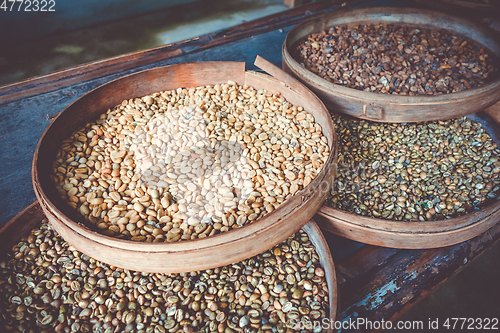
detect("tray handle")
(363, 104), (384, 121)
(254, 55), (305, 93)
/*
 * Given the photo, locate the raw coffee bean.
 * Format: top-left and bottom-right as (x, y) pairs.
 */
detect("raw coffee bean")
(0, 218), (330, 332)
(328, 115), (500, 221)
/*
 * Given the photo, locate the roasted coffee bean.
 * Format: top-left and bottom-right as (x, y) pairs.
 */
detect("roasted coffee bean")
(295, 23), (498, 95)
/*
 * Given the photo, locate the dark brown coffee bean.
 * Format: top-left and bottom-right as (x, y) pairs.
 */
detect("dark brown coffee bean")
(294, 23), (498, 95)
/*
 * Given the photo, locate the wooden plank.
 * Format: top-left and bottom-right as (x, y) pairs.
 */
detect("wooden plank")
(0, 0), (196, 44)
(335, 222), (500, 332)
(0, 0), (356, 105)
(335, 246), (398, 284)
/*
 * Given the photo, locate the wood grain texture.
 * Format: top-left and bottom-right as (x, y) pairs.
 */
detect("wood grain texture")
(335, 221), (500, 332)
(282, 6), (500, 123)
(32, 60), (338, 273)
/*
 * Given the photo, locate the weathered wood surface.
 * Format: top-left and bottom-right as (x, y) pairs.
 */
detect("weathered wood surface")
(3, 201), (499, 333)
(1, 0), (499, 330)
(335, 221), (500, 332)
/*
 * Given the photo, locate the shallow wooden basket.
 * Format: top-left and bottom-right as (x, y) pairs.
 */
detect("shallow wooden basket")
(316, 112), (500, 249)
(0, 206), (338, 331)
(32, 57), (338, 273)
(282, 7), (500, 123)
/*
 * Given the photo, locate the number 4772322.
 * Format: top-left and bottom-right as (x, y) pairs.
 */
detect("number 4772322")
(1, 0), (55, 11)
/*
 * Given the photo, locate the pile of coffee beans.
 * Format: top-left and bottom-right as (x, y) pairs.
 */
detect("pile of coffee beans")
(327, 115), (500, 221)
(0, 219), (330, 333)
(51, 82), (329, 242)
(295, 23), (498, 95)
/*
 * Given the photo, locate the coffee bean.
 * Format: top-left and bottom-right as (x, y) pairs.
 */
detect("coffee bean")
(0, 218), (330, 332)
(294, 23), (498, 95)
(329, 115), (500, 221)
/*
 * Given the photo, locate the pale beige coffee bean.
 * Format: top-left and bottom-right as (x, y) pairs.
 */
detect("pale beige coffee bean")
(52, 82), (329, 242)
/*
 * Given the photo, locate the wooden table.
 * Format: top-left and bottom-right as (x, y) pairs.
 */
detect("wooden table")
(1, 0), (499, 331)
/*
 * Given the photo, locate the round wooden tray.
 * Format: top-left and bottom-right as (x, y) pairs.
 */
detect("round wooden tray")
(316, 112), (500, 249)
(32, 57), (338, 273)
(282, 7), (500, 123)
(0, 204), (338, 331)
